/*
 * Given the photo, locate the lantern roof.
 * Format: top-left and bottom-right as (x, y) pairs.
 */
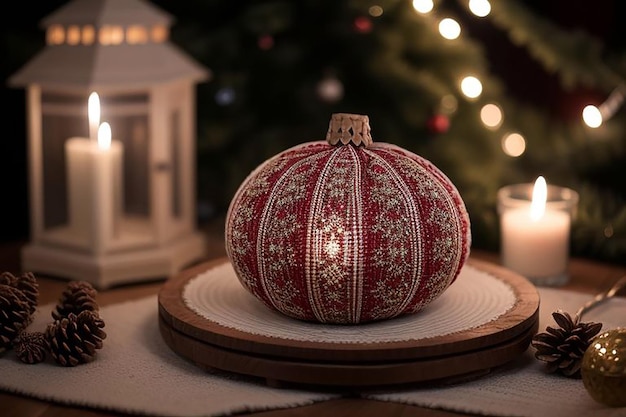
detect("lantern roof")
(8, 0), (209, 90)
(41, 0), (173, 27)
(8, 44), (209, 91)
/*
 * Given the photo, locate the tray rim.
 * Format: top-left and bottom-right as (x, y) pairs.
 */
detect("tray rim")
(158, 257), (540, 363)
(158, 310), (538, 388)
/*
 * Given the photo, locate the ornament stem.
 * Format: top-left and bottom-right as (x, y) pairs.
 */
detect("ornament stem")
(575, 275), (626, 321)
(326, 113), (373, 147)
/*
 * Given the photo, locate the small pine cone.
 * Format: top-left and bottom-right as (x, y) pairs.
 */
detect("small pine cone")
(14, 272), (39, 315)
(531, 310), (603, 378)
(0, 271), (14, 285)
(13, 331), (48, 364)
(46, 310), (106, 367)
(52, 281), (99, 320)
(0, 271), (39, 316)
(0, 284), (32, 350)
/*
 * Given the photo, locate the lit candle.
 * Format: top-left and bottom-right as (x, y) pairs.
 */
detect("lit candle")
(498, 176), (577, 286)
(66, 116), (123, 251)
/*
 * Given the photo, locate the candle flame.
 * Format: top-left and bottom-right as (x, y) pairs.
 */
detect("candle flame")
(530, 176), (547, 221)
(88, 92), (100, 142)
(98, 122), (112, 149)
(88, 92), (100, 125)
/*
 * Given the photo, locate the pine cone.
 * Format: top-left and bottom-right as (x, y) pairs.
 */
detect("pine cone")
(0, 271), (15, 286)
(52, 281), (99, 320)
(13, 331), (48, 364)
(531, 310), (603, 378)
(0, 284), (32, 350)
(0, 271), (39, 315)
(46, 310), (106, 367)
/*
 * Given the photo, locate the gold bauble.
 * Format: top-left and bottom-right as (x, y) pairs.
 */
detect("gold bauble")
(581, 327), (626, 407)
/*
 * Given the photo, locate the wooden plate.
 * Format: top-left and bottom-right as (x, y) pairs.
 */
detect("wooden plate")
(158, 257), (539, 388)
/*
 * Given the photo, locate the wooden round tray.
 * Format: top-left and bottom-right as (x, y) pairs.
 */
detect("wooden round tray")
(158, 257), (539, 388)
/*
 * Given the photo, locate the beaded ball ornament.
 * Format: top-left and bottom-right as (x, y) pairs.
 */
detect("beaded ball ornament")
(225, 113), (471, 324)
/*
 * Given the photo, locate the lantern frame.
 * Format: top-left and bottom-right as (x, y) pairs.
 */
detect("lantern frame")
(9, 0), (210, 288)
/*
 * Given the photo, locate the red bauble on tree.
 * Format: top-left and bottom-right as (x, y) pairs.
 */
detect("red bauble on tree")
(225, 114), (471, 324)
(353, 16), (372, 33)
(427, 113), (450, 134)
(257, 34), (274, 50)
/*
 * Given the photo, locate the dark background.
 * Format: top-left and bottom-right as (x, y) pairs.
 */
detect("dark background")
(2, 1), (625, 245)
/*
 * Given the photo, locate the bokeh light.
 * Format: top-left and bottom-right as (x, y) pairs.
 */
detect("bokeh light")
(480, 103), (503, 129)
(439, 18), (461, 40)
(582, 105), (602, 128)
(412, 0), (434, 14)
(460, 76), (482, 99)
(501, 133), (526, 157)
(469, 0), (491, 17)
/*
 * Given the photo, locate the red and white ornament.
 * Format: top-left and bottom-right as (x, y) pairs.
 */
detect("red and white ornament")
(225, 113), (471, 324)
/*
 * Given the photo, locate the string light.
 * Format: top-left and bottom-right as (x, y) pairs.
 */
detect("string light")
(582, 85), (626, 128)
(317, 75), (344, 102)
(468, 0), (491, 17)
(412, 0), (433, 14)
(480, 103), (503, 129)
(369, 5), (384, 17)
(582, 105), (602, 128)
(599, 85), (626, 119)
(439, 18), (461, 40)
(460, 76), (482, 99)
(440, 94), (458, 114)
(408, 0), (527, 159)
(412, 0), (623, 158)
(502, 133), (526, 157)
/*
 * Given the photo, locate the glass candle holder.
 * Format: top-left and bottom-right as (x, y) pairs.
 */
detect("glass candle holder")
(497, 181), (579, 286)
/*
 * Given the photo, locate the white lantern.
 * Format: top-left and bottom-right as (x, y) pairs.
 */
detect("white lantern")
(9, 0), (210, 288)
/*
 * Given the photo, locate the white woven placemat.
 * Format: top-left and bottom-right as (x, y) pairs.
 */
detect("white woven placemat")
(364, 291), (626, 417)
(0, 297), (339, 416)
(183, 263), (517, 343)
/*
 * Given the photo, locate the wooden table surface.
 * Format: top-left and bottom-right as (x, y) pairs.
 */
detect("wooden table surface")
(1, 233), (625, 417)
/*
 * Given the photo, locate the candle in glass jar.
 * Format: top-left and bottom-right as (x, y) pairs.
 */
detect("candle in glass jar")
(499, 176), (575, 285)
(66, 122), (123, 251)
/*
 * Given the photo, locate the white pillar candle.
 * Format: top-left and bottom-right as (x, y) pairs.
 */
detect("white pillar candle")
(499, 176), (576, 286)
(65, 123), (123, 252)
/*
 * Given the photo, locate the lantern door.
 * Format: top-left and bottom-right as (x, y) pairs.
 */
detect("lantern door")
(34, 88), (156, 254)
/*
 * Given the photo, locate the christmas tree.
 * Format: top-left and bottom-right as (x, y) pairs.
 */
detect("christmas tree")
(154, 0), (626, 262)
(3, 0), (626, 263)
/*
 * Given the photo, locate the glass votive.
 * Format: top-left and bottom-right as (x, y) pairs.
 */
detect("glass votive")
(497, 180), (579, 286)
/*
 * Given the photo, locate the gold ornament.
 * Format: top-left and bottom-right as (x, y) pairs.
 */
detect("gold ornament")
(581, 328), (626, 407)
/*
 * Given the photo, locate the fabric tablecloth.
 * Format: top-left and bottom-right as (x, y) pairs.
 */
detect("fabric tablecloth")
(0, 279), (624, 416)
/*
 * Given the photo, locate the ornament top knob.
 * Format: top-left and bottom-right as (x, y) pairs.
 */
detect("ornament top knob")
(326, 113), (373, 147)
